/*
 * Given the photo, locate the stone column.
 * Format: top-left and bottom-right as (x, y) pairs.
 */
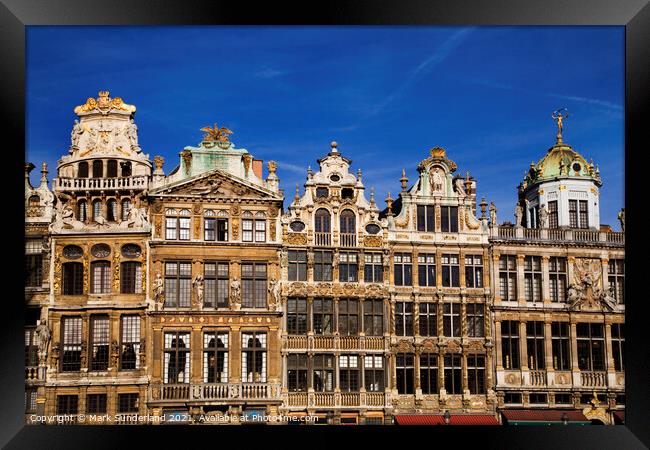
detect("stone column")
(544, 321), (554, 385)
(604, 320), (615, 374)
(601, 258), (610, 291)
(491, 254), (500, 303)
(459, 251), (466, 287)
(230, 326), (241, 383)
(191, 325), (202, 383)
(541, 256), (550, 304)
(412, 248), (419, 286)
(516, 255), (526, 306)
(519, 321), (528, 387)
(435, 252), (443, 287)
(570, 321), (580, 386)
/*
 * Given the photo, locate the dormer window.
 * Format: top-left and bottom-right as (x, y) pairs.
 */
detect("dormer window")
(316, 187), (329, 198)
(341, 188), (354, 200)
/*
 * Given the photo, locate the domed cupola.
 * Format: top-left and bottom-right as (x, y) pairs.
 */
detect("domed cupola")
(516, 109), (602, 230)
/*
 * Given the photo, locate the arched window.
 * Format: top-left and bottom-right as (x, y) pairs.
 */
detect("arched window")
(107, 199), (117, 222)
(107, 160), (118, 178)
(120, 261), (142, 294)
(121, 161), (132, 177)
(340, 210), (356, 234)
(78, 161), (89, 178)
(315, 209), (331, 233)
(92, 200), (102, 222)
(121, 199), (131, 221)
(28, 195), (40, 206)
(92, 160), (103, 178)
(77, 200), (87, 222)
(62, 262), (84, 295)
(90, 261), (111, 294)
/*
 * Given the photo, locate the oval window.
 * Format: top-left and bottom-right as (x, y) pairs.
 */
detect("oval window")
(572, 162), (581, 172)
(121, 244), (142, 258)
(330, 174), (341, 182)
(91, 243), (111, 258)
(365, 223), (381, 235)
(62, 245), (83, 259)
(289, 221), (306, 232)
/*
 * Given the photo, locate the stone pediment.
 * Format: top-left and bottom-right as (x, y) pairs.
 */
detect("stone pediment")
(150, 169), (282, 201)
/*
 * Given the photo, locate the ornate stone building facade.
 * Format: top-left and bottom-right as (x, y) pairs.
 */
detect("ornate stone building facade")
(24, 95), (624, 425)
(490, 118), (625, 425)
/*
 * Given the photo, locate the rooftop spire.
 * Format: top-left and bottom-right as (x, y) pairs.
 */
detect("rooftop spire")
(330, 141), (338, 154)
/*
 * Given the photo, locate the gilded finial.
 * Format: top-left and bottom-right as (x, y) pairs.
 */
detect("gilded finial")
(400, 169), (408, 192)
(551, 108), (569, 144)
(479, 197), (488, 218)
(294, 184), (300, 202)
(370, 187), (376, 207)
(385, 192), (393, 216)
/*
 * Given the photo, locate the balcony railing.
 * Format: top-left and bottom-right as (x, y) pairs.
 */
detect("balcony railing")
(153, 382), (281, 403)
(284, 335), (386, 351)
(340, 233), (357, 247)
(529, 370), (546, 386)
(25, 366), (41, 381)
(491, 226), (623, 245)
(53, 176), (148, 192)
(314, 232), (331, 246)
(580, 371), (607, 387)
(286, 392), (387, 408)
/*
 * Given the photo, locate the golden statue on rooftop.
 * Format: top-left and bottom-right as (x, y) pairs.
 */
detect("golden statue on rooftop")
(201, 123), (233, 144)
(552, 108), (569, 142)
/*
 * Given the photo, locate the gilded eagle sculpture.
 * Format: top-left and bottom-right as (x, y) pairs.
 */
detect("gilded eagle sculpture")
(200, 123), (233, 143)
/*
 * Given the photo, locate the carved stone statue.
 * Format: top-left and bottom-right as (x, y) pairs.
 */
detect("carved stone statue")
(50, 343), (60, 369)
(35, 320), (51, 362)
(120, 206), (148, 228)
(489, 201), (497, 226)
(70, 119), (83, 149)
(567, 283), (585, 308)
(153, 272), (165, 305)
(599, 285), (618, 310)
(139, 339), (146, 368)
(230, 277), (241, 308)
(539, 204), (549, 228)
(80, 341), (88, 368)
(50, 203), (85, 232)
(268, 278), (281, 311)
(126, 118), (140, 151)
(110, 341), (120, 367)
(617, 208), (625, 231)
(193, 275), (205, 309)
(514, 203), (523, 228)
(454, 178), (466, 197)
(431, 169), (444, 193)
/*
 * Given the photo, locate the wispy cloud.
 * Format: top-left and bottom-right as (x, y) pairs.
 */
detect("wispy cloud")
(254, 68), (287, 79)
(276, 160), (308, 175)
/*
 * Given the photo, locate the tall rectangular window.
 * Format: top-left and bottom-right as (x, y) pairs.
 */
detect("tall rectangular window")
(118, 393), (139, 413)
(551, 322), (570, 371)
(204, 262), (229, 308)
(25, 388), (37, 413)
(549, 257), (567, 302)
(120, 315), (140, 370)
(464, 255), (483, 288)
(204, 217), (229, 241)
(444, 354), (462, 394)
(87, 394), (107, 414)
(313, 354), (334, 392)
(242, 332), (266, 382)
(364, 356), (384, 392)
(501, 321), (520, 369)
(608, 259), (624, 304)
(120, 261), (143, 294)
(338, 298), (359, 336)
(548, 201), (558, 228)
(242, 218), (253, 242)
(62, 262), (84, 295)
(25, 240), (43, 287)
(364, 253), (383, 283)
(576, 323), (605, 371)
(90, 315), (110, 371)
(339, 355), (360, 392)
(363, 299), (384, 336)
(312, 298), (333, 335)
(394, 253), (412, 286)
(440, 206), (458, 232)
(420, 353), (438, 394)
(61, 317), (82, 372)
(287, 297), (308, 335)
(526, 321), (545, 369)
(287, 354), (308, 391)
(499, 256), (517, 301)
(165, 210), (191, 240)
(569, 200), (578, 228)
(57, 395), (78, 415)
(443, 303), (461, 337)
(466, 303), (485, 337)
(164, 332), (190, 383)
(467, 354), (485, 394)
(395, 302), (413, 336)
(164, 261), (192, 308)
(417, 205), (435, 232)
(441, 254), (460, 287)
(91, 261), (111, 294)
(313, 251), (333, 282)
(524, 256), (542, 302)
(25, 327), (38, 367)
(241, 263), (267, 308)
(418, 303), (437, 337)
(242, 213), (267, 242)
(288, 251), (307, 281)
(611, 324), (624, 372)
(396, 353), (414, 394)
(203, 332), (228, 383)
(578, 200), (589, 228)
(417, 254), (436, 287)
(339, 252), (358, 282)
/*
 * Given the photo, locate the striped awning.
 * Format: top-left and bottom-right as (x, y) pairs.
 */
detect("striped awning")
(395, 415), (499, 425)
(501, 409), (589, 425)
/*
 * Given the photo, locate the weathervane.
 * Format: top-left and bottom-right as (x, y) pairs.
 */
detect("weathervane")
(551, 108), (569, 143)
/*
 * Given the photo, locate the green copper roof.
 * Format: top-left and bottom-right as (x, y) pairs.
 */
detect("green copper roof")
(521, 142), (602, 190)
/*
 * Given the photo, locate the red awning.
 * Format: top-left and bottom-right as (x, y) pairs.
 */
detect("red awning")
(613, 411), (625, 424)
(502, 409), (588, 423)
(395, 415), (499, 425)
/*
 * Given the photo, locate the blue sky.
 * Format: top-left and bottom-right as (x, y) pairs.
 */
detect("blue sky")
(26, 26), (624, 229)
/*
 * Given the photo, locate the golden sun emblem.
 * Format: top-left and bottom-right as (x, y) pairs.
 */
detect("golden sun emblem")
(200, 123), (233, 143)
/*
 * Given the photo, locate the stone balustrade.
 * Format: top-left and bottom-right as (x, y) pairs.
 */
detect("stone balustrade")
(53, 176), (148, 192)
(284, 335), (387, 351)
(151, 382), (281, 403)
(491, 226), (624, 245)
(286, 391), (387, 408)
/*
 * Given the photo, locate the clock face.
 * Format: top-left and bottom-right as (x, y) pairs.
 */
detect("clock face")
(572, 162), (581, 172)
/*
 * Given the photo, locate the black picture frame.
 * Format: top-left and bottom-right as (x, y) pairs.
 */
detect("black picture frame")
(2, 0), (647, 448)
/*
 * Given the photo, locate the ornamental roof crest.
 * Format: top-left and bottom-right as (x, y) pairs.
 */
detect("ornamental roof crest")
(74, 91), (136, 115)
